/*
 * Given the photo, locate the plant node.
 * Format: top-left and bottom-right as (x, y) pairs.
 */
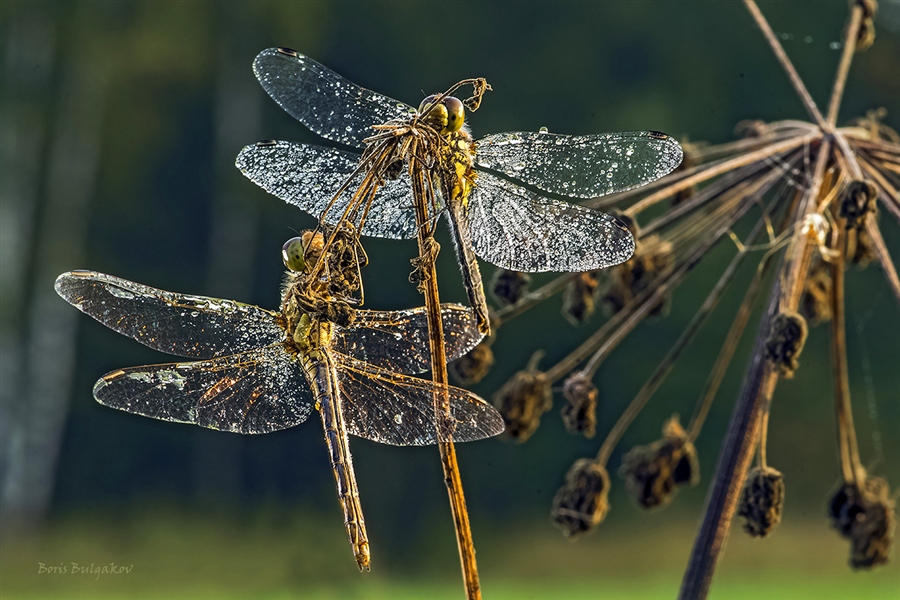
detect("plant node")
(839, 180), (878, 229)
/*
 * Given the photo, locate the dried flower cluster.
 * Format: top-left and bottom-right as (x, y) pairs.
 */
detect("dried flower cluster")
(470, 1), (897, 591)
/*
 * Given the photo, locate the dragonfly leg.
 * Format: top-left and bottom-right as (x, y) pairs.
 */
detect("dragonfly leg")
(447, 201), (491, 335)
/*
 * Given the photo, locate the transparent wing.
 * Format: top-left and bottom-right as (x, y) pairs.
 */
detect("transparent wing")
(475, 131), (683, 198)
(333, 352), (504, 446)
(465, 172), (636, 272)
(253, 48), (414, 149)
(55, 271), (283, 359)
(332, 304), (483, 374)
(236, 140), (418, 239)
(92, 345), (313, 435)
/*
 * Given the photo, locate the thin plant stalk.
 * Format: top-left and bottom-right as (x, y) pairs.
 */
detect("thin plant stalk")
(742, 0), (829, 131)
(830, 225), (863, 486)
(679, 133), (833, 599)
(408, 140), (482, 600)
(594, 217), (765, 465)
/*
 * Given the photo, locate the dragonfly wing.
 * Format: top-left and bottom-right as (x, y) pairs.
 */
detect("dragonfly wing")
(236, 141), (418, 239)
(333, 352), (504, 446)
(93, 345), (313, 434)
(475, 131), (683, 198)
(465, 172), (636, 272)
(331, 304), (483, 374)
(253, 48), (415, 149)
(55, 271), (283, 359)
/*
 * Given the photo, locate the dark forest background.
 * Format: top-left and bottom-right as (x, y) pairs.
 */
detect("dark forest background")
(2, 1), (898, 598)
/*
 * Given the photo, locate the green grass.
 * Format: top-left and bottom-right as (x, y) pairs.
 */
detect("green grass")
(2, 508), (897, 599)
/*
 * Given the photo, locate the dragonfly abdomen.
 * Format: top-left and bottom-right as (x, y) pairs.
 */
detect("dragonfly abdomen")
(309, 353), (371, 572)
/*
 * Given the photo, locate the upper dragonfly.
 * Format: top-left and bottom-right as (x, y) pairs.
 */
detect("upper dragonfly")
(237, 48), (683, 334)
(55, 225), (503, 571)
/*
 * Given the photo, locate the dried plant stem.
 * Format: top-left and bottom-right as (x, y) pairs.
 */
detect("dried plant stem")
(864, 215), (900, 308)
(408, 149), (481, 600)
(826, 3), (863, 127)
(679, 276), (782, 600)
(743, 0), (829, 131)
(831, 226), (863, 486)
(680, 139), (830, 599)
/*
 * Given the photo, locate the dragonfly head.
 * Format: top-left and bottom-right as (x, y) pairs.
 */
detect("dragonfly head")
(418, 94), (465, 135)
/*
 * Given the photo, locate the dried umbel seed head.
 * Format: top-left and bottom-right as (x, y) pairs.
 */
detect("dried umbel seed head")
(846, 226), (877, 268)
(551, 458), (610, 537)
(562, 271), (600, 325)
(560, 372), (598, 438)
(490, 269), (531, 306)
(853, 0), (878, 52)
(619, 416), (700, 509)
(600, 235), (674, 318)
(492, 359), (552, 442)
(764, 311), (808, 378)
(839, 180), (878, 229)
(802, 260), (833, 325)
(738, 466), (785, 538)
(449, 340), (495, 385)
(828, 474), (895, 569)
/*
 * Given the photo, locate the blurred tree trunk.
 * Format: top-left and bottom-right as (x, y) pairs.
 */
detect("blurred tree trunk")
(192, 7), (262, 508)
(0, 5), (111, 530)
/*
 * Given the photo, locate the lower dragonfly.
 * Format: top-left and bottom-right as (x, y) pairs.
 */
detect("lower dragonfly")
(237, 48), (683, 335)
(54, 225), (504, 571)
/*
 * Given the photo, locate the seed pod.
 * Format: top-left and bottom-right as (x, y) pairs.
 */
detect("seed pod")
(600, 234), (674, 318)
(846, 227), (877, 268)
(449, 340), (495, 385)
(551, 458), (610, 537)
(802, 260), (833, 325)
(738, 466), (785, 538)
(828, 474), (895, 569)
(619, 416), (700, 509)
(853, 0), (878, 52)
(492, 354), (551, 442)
(490, 269), (531, 306)
(562, 271), (600, 325)
(560, 372), (598, 438)
(839, 180), (878, 229)
(764, 311), (808, 378)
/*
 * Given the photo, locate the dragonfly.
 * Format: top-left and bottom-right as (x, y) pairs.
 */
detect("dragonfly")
(237, 48), (683, 335)
(54, 226), (504, 571)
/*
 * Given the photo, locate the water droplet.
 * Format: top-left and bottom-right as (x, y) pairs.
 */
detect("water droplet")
(538, 126), (549, 134)
(829, 41), (842, 50)
(804, 36), (813, 44)
(394, 414), (403, 424)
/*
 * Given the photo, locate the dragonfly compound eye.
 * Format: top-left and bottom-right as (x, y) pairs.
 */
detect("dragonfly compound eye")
(282, 237), (307, 272)
(442, 96), (465, 133)
(418, 94), (448, 132)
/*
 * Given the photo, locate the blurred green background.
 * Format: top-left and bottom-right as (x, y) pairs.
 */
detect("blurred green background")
(1, 1), (898, 598)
